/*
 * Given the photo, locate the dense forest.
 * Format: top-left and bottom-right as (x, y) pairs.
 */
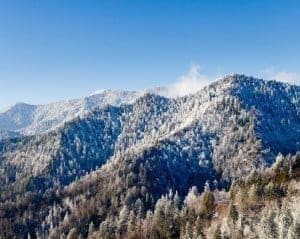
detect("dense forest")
(0, 75), (299, 238)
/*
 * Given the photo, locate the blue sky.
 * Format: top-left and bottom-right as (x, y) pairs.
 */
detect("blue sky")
(0, 0), (299, 108)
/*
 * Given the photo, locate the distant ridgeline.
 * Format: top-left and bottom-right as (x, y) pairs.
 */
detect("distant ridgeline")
(0, 74), (299, 238)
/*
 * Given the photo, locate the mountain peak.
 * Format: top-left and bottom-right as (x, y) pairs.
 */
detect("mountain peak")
(0, 90), (140, 137)
(1, 74), (299, 140)
(0, 73), (300, 238)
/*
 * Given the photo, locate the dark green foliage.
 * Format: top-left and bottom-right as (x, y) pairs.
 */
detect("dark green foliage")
(151, 194), (180, 239)
(229, 204), (239, 224)
(201, 188), (214, 218)
(214, 225), (222, 239)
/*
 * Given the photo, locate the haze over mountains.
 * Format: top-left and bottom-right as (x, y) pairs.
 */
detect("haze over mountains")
(0, 74), (300, 238)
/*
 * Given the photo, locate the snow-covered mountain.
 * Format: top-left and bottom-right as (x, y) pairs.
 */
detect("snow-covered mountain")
(0, 90), (141, 137)
(0, 74), (299, 238)
(0, 84), (217, 139)
(0, 74), (299, 187)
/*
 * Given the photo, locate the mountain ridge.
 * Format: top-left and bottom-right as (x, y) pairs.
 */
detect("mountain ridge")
(0, 74), (299, 238)
(0, 90), (141, 138)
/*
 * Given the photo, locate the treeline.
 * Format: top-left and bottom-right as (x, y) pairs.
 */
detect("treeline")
(54, 152), (300, 239)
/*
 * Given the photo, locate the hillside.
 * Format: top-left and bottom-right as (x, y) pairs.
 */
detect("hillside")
(0, 74), (299, 238)
(0, 90), (140, 137)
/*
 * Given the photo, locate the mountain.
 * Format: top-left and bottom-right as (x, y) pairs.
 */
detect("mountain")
(0, 90), (141, 138)
(0, 74), (299, 238)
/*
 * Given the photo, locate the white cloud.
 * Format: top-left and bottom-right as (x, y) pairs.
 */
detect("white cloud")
(90, 66), (300, 100)
(260, 68), (300, 85)
(90, 89), (106, 96)
(158, 64), (214, 97)
(90, 64), (216, 98)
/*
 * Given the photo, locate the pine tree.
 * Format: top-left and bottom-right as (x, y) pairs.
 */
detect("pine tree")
(88, 221), (95, 236)
(229, 204), (239, 226)
(66, 228), (78, 239)
(117, 205), (129, 237)
(127, 210), (137, 239)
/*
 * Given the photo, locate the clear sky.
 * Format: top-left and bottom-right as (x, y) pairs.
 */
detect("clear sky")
(0, 0), (299, 109)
